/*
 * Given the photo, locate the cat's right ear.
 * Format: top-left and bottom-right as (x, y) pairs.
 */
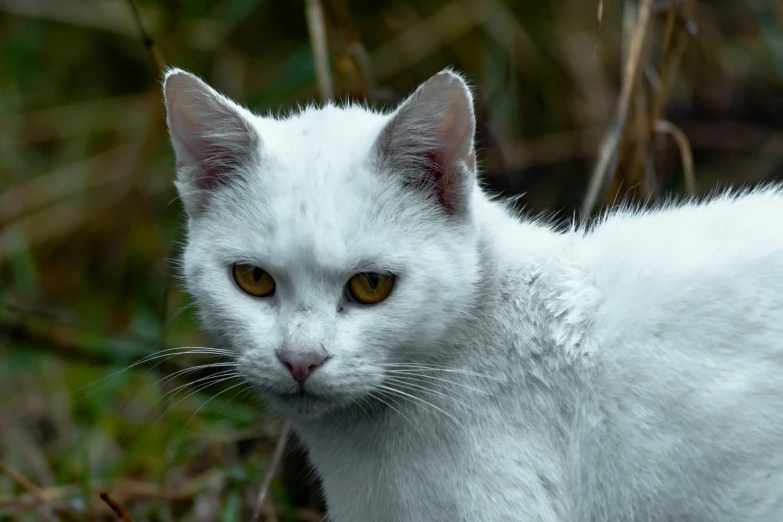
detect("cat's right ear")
(374, 70), (476, 216)
(163, 68), (261, 217)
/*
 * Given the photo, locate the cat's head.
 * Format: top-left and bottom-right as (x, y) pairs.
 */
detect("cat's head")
(164, 69), (482, 419)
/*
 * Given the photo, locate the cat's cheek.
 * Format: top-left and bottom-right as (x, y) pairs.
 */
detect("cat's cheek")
(235, 346), (289, 397)
(316, 321), (388, 390)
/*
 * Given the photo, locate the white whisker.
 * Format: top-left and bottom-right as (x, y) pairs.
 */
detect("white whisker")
(70, 346), (234, 397)
(366, 390), (416, 429)
(376, 362), (521, 384)
(382, 370), (510, 401)
(374, 383), (458, 423)
(116, 363), (239, 422)
(170, 380), (250, 460)
(381, 375), (477, 413)
(165, 303), (195, 328)
(127, 374), (240, 447)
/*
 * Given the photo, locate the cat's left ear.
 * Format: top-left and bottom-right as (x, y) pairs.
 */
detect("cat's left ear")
(374, 69), (476, 215)
(163, 68), (261, 217)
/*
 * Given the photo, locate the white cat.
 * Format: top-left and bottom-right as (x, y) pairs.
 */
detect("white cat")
(163, 67), (783, 521)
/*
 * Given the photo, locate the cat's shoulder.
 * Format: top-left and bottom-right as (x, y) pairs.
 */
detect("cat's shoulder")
(571, 184), (783, 351)
(574, 184), (783, 275)
(585, 184), (783, 247)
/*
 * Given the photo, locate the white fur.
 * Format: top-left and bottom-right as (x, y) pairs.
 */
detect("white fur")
(165, 68), (783, 521)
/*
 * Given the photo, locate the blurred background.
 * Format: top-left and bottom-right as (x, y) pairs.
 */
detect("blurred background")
(1, 0), (782, 520)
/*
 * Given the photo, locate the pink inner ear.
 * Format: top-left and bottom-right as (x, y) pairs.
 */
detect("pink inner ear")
(171, 115), (235, 191)
(168, 89), (240, 191)
(423, 110), (472, 213)
(192, 162), (221, 190)
(172, 134), (218, 190)
(193, 141), (230, 190)
(422, 148), (458, 213)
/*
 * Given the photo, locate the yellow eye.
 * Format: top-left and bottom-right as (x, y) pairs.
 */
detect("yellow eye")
(233, 264), (276, 297)
(348, 272), (395, 305)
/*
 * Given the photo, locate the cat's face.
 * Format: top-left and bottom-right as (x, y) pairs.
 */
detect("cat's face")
(165, 69), (480, 419)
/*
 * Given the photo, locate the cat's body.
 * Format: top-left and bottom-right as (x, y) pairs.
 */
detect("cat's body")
(163, 68), (783, 521)
(294, 189), (783, 522)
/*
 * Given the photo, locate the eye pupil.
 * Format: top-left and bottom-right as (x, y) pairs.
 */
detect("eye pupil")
(233, 264), (275, 297)
(348, 272), (395, 305)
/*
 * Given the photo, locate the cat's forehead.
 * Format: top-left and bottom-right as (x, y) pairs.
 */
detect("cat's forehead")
(214, 106), (414, 271)
(247, 105), (401, 228)
(254, 104), (390, 176)
(218, 178), (408, 278)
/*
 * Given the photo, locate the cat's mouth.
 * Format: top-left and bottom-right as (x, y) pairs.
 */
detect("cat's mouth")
(276, 389), (324, 401)
(269, 389), (333, 418)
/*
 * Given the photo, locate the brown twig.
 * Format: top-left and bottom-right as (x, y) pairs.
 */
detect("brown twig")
(306, 0), (334, 100)
(123, 0), (165, 75)
(100, 492), (137, 522)
(251, 423), (292, 522)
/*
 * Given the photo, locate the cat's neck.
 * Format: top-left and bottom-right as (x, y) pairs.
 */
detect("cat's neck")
(459, 192), (590, 371)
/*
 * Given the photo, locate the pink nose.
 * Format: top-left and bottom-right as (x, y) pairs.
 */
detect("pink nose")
(276, 349), (327, 382)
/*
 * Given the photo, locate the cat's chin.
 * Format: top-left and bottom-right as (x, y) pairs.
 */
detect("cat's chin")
(263, 390), (340, 419)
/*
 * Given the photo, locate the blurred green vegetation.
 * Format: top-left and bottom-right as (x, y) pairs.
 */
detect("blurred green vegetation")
(1, 0), (782, 520)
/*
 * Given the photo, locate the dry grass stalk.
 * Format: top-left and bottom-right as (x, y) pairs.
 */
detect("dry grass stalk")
(251, 423), (292, 522)
(124, 0), (165, 75)
(328, 0), (373, 98)
(0, 461), (80, 522)
(597, 0), (604, 27)
(655, 119), (695, 192)
(583, 0), (698, 217)
(648, 0), (692, 133)
(0, 462), (51, 505)
(306, 0), (334, 100)
(0, 469), (226, 507)
(582, 0), (655, 217)
(632, 0), (696, 198)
